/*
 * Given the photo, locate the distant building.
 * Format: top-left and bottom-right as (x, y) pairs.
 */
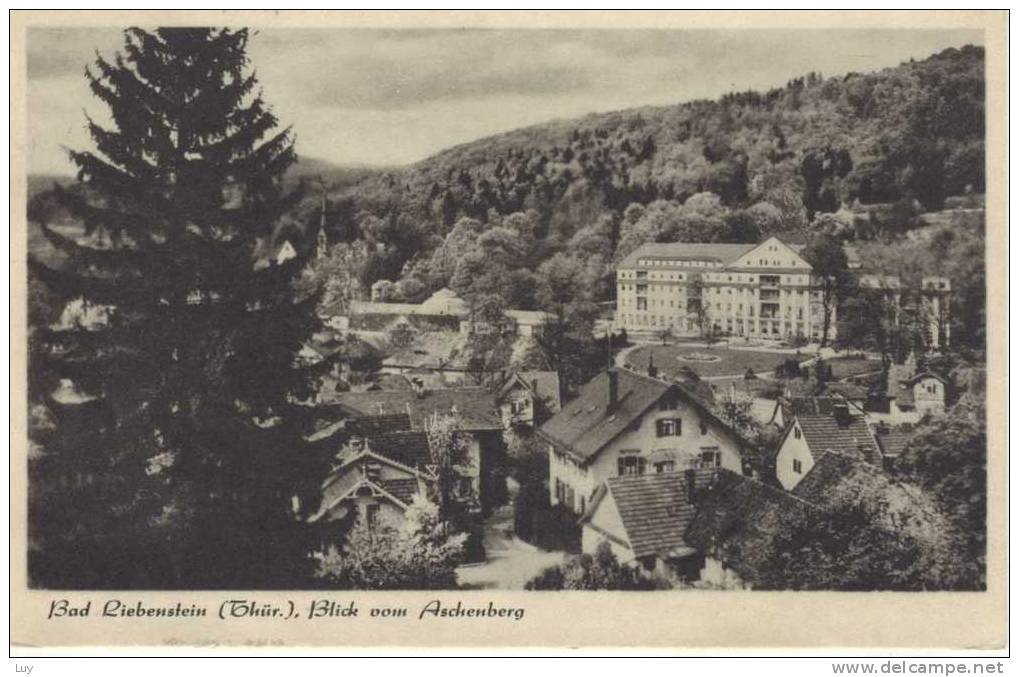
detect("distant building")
(857, 274), (951, 349)
(340, 288), (553, 338)
(615, 237), (827, 341)
(870, 364), (950, 424)
(495, 370), (561, 428)
(773, 397), (882, 491)
(537, 367), (749, 516)
(614, 236), (950, 345)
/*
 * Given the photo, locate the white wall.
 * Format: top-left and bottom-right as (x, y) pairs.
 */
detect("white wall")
(550, 394), (743, 513)
(699, 556), (748, 589)
(913, 377), (946, 416)
(581, 493), (636, 564)
(775, 421), (815, 491)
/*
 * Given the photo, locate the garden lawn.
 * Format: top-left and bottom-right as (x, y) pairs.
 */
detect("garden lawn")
(625, 344), (802, 379)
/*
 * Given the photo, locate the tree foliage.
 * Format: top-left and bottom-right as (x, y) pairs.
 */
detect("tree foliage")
(525, 541), (660, 590)
(313, 494), (466, 590)
(27, 28), (336, 588)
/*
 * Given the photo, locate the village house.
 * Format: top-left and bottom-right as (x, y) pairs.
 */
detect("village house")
(328, 386), (505, 513)
(579, 469), (714, 578)
(494, 370), (562, 429)
(577, 467), (817, 586)
(875, 364), (949, 423)
(333, 287), (553, 338)
(310, 438), (435, 529)
(872, 421), (911, 467)
(773, 397), (882, 491)
(537, 367), (749, 516)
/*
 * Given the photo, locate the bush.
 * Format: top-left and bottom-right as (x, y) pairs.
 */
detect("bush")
(525, 541), (663, 590)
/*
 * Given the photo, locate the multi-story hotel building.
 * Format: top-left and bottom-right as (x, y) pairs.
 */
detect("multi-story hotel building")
(615, 237), (830, 341)
(615, 236), (951, 347)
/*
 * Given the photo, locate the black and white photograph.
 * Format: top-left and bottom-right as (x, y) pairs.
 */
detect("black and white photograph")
(13, 10), (1004, 642)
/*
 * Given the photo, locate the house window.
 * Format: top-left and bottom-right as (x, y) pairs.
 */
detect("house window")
(699, 421), (708, 435)
(565, 486), (575, 511)
(654, 461), (675, 473)
(366, 503), (380, 530)
(793, 459), (803, 474)
(794, 426), (801, 440)
(618, 456), (646, 476)
(699, 448), (721, 468)
(637, 298), (647, 311)
(656, 418), (681, 437)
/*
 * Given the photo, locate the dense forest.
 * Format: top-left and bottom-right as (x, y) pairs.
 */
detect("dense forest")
(281, 45), (985, 307)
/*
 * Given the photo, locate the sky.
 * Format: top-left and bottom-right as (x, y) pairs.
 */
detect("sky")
(26, 27), (983, 176)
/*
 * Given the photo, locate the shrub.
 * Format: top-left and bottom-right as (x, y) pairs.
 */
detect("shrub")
(525, 541), (662, 590)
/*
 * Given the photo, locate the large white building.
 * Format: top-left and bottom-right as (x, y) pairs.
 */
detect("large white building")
(615, 236), (951, 347)
(615, 237), (830, 342)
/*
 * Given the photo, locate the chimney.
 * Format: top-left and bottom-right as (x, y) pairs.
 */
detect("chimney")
(647, 353), (658, 379)
(832, 402), (851, 427)
(410, 377), (426, 399)
(607, 369), (618, 409)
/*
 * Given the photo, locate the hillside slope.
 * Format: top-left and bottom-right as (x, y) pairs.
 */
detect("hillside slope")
(302, 45), (983, 290)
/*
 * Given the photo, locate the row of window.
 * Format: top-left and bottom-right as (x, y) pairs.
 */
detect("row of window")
(617, 449), (722, 476)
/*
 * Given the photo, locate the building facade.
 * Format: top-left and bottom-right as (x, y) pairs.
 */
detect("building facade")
(615, 237), (951, 346)
(538, 368), (748, 516)
(615, 237), (828, 341)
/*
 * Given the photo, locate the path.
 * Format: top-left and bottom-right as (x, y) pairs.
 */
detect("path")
(456, 479), (565, 590)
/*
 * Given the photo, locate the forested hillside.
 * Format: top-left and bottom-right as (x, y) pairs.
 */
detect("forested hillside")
(28, 44), (986, 359)
(295, 45), (983, 305)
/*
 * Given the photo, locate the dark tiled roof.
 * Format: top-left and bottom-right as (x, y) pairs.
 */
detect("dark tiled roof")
(333, 388), (501, 431)
(780, 396), (843, 423)
(539, 368), (737, 463)
(874, 429), (909, 459)
(823, 382), (871, 401)
(367, 431), (432, 470)
(794, 409), (881, 465)
(378, 477), (422, 505)
(348, 413), (412, 436)
(684, 469), (820, 580)
(619, 242), (758, 269)
(498, 371), (562, 412)
(602, 472), (696, 559)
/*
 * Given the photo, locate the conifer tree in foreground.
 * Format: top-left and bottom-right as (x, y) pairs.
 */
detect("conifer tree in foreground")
(29, 28), (337, 588)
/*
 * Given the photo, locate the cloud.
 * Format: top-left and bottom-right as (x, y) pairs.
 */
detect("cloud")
(25, 27), (984, 174)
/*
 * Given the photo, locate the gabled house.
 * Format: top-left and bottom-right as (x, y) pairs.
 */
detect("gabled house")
(579, 469), (715, 577)
(537, 367), (749, 515)
(773, 398), (882, 491)
(871, 364), (950, 423)
(872, 421), (910, 466)
(495, 370), (561, 428)
(329, 387), (505, 512)
(310, 445), (434, 529)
